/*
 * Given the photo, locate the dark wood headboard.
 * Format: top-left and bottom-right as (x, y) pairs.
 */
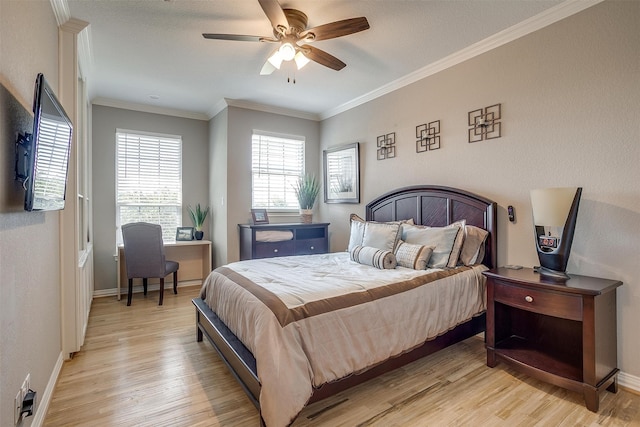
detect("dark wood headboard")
(366, 185), (497, 269)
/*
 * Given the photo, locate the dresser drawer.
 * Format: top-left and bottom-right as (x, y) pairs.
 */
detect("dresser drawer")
(254, 241), (295, 259)
(295, 238), (327, 255)
(493, 280), (583, 321)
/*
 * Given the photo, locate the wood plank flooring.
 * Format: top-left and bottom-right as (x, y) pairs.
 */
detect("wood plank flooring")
(45, 285), (640, 426)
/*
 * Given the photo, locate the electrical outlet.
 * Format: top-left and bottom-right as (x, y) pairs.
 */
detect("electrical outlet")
(21, 374), (30, 405)
(14, 389), (21, 426)
(14, 374), (30, 426)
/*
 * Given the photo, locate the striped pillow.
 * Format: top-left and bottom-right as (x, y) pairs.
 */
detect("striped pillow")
(394, 241), (435, 270)
(350, 245), (397, 269)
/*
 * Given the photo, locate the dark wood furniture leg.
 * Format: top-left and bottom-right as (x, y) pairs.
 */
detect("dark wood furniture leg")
(127, 278), (133, 306)
(173, 271), (178, 294)
(159, 277), (164, 305)
(143, 278), (148, 295)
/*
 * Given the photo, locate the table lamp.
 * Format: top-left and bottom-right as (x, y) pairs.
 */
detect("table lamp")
(530, 187), (582, 280)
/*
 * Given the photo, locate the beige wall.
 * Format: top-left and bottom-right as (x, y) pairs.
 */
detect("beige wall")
(91, 105), (209, 292)
(210, 106), (321, 266)
(319, 1), (640, 377)
(0, 1), (63, 426)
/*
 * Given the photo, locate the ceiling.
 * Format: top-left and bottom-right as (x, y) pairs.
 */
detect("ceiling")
(65, 0), (581, 120)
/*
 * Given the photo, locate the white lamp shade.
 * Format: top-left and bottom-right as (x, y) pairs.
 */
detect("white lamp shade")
(531, 187), (579, 226)
(278, 42), (296, 61)
(267, 50), (283, 69)
(294, 51), (310, 69)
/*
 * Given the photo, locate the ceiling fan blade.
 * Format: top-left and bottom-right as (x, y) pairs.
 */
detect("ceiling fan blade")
(300, 17), (370, 42)
(258, 0), (289, 34)
(203, 34), (265, 42)
(303, 46), (346, 71)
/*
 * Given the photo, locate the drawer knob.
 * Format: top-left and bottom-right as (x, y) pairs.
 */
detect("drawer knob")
(274, 249), (278, 253)
(525, 295), (533, 303)
(310, 246), (314, 250)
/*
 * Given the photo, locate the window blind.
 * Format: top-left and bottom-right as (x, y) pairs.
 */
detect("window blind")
(116, 130), (182, 243)
(252, 131), (305, 210)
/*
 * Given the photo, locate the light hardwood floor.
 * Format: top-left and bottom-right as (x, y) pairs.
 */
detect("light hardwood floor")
(45, 285), (640, 426)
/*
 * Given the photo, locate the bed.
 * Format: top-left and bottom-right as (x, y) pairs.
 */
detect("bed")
(193, 185), (497, 426)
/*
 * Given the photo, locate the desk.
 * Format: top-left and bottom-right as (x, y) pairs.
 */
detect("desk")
(117, 239), (212, 300)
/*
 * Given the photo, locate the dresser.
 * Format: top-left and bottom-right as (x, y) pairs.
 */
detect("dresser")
(483, 267), (622, 412)
(238, 222), (329, 260)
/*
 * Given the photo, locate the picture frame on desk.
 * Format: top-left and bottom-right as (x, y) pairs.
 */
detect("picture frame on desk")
(251, 209), (269, 224)
(176, 226), (194, 241)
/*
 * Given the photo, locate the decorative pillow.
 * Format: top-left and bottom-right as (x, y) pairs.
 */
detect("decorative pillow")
(401, 224), (463, 269)
(350, 245), (397, 269)
(362, 221), (401, 252)
(447, 220), (466, 268)
(348, 214), (366, 252)
(348, 214), (412, 252)
(394, 240), (435, 270)
(459, 225), (489, 265)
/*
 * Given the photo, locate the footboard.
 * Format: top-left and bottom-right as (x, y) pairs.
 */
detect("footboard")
(193, 297), (260, 408)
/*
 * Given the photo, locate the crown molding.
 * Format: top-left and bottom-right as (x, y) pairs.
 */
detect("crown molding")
(50, 0), (70, 26)
(319, 0), (604, 120)
(221, 99), (321, 121)
(92, 98), (210, 121)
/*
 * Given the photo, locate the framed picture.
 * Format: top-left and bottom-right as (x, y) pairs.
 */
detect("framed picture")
(251, 209), (269, 224)
(176, 226), (194, 241)
(323, 142), (360, 204)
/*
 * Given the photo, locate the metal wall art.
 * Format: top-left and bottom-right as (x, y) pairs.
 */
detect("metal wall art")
(468, 104), (501, 143)
(416, 120), (441, 153)
(377, 132), (396, 160)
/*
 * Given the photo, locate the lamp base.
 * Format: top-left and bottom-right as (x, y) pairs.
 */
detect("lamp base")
(535, 266), (571, 281)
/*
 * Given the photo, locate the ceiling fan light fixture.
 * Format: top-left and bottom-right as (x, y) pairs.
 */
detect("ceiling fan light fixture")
(267, 50), (284, 69)
(294, 51), (310, 69)
(278, 42), (296, 61)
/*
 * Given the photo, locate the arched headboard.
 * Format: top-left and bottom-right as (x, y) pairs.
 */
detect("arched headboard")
(366, 185), (497, 269)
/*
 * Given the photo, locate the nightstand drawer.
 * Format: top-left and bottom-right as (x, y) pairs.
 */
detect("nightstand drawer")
(295, 238), (327, 255)
(493, 280), (583, 321)
(254, 241), (295, 258)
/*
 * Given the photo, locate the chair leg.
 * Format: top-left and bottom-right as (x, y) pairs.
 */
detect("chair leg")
(127, 278), (133, 306)
(159, 277), (164, 305)
(173, 271), (178, 294)
(143, 278), (148, 295)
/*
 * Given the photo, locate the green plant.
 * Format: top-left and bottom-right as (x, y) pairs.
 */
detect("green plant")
(293, 174), (320, 210)
(187, 203), (210, 231)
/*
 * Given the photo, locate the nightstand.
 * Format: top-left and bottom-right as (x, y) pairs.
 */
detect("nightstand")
(483, 267), (622, 412)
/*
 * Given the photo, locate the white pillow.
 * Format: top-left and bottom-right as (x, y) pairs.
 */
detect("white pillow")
(394, 240), (434, 270)
(362, 221), (401, 252)
(401, 224), (462, 268)
(350, 245), (397, 269)
(348, 216), (366, 252)
(459, 225), (489, 265)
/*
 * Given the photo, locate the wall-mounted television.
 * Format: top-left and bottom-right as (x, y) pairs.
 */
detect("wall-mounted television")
(15, 73), (73, 211)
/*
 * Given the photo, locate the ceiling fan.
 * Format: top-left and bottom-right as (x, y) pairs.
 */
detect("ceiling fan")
(202, 0), (370, 75)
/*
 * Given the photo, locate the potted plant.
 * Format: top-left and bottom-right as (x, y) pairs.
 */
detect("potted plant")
(293, 174), (320, 223)
(187, 203), (210, 240)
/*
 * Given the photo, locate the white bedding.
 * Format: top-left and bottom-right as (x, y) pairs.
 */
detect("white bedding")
(200, 252), (487, 427)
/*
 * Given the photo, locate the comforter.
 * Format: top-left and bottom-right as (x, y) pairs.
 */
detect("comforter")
(200, 252), (487, 426)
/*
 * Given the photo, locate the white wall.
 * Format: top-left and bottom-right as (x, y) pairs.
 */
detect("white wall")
(319, 1), (640, 378)
(0, 1), (63, 426)
(91, 105), (209, 292)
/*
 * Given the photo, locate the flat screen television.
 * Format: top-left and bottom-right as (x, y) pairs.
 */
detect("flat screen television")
(16, 73), (73, 211)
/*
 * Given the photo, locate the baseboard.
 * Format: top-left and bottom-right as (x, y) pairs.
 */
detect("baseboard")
(31, 351), (64, 427)
(619, 371), (640, 394)
(93, 280), (203, 298)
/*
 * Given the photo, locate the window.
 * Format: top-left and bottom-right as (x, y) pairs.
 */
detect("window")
(252, 131), (304, 210)
(116, 129), (182, 243)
